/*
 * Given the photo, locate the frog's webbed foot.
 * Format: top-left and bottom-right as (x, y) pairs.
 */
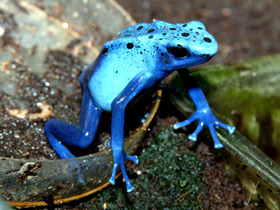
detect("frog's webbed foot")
(109, 150), (138, 193)
(174, 109), (235, 148)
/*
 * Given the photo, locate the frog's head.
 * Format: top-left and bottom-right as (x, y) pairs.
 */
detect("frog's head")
(158, 20), (218, 70)
(117, 20), (217, 72)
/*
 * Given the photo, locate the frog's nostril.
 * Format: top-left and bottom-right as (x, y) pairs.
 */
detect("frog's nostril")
(203, 37), (212, 43)
(203, 54), (215, 60)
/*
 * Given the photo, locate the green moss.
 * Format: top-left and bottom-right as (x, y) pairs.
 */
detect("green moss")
(93, 128), (206, 209)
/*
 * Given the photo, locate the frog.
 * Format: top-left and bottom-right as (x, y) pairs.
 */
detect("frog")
(44, 20), (235, 193)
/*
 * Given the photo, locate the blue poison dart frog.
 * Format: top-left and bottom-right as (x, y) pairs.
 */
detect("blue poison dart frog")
(44, 20), (235, 193)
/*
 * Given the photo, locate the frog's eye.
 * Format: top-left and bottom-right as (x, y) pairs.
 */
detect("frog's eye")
(167, 44), (191, 58)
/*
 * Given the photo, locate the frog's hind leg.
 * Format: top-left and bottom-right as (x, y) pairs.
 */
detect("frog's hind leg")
(44, 88), (101, 159)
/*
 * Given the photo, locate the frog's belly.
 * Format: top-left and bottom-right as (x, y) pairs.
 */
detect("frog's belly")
(88, 69), (136, 112)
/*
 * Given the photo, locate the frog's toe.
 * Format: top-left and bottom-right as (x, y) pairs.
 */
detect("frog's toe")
(189, 121), (205, 141)
(109, 160), (120, 186)
(209, 125), (223, 149)
(174, 113), (198, 129)
(109, 177), (115, 185)
(105, 140), (111, 148)
(227, 125), (235, 134)
(188, 133), (197, 141)
(109, 152), (136, 192)
(58, 151), (75, 159)
(109, 171), (117, 185)
(215, 121), (235, 134)
(125, 155), (138, 164)
(126, 182), (135, 193)
(214, 142), (223, 149)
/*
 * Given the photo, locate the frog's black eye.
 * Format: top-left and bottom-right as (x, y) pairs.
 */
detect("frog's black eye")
(167, 44), (191, 58)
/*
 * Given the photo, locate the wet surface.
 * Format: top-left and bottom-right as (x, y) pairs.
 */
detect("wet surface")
(0, 50), (85, 160)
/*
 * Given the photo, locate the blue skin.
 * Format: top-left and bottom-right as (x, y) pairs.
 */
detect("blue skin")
(45, 20), (235, 193)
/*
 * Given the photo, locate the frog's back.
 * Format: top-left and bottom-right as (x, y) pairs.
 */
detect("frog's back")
(87, 21), (173, 112)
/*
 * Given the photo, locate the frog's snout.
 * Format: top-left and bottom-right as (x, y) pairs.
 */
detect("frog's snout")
(188, 33), (218, 58)
(166, 31), (217, 61)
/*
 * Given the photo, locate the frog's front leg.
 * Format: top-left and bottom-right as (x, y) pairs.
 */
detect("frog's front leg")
(108, 104), (138, 193)
(108, 72), (155, 192)
(174, 69), (235, 148)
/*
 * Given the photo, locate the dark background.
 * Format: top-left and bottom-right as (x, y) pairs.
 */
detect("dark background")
(116, 0), (280, 64)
